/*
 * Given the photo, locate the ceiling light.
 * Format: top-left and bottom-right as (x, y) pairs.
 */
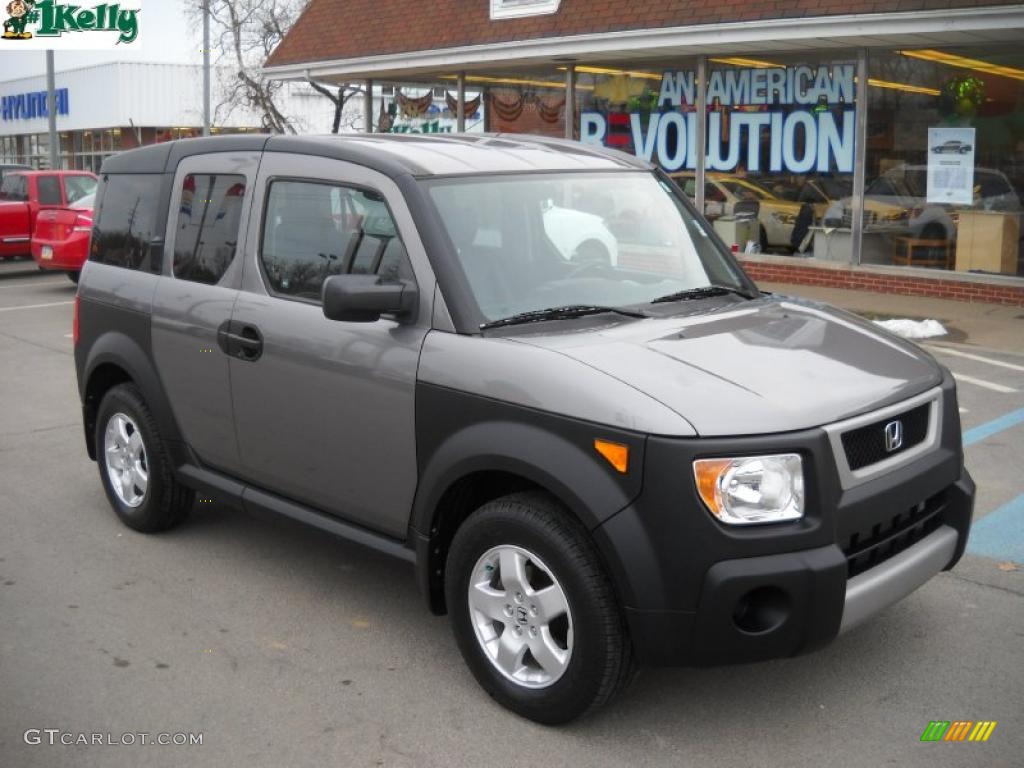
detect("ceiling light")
(897, 49), (1024, 82)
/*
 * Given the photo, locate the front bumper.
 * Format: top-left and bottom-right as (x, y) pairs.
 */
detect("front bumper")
(592, 375), (974, 666)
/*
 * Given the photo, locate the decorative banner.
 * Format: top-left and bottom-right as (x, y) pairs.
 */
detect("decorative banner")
(581, 64), (857, 174)
(490, 90), (525, 122)
(536, 95), (565, 124)
(444, 91), (482, 118)
(394, 88), (433, 119)
(927, 126), (976, 205)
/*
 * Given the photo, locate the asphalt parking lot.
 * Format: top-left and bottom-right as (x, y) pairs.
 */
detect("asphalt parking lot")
(1, 260), (1021, 768)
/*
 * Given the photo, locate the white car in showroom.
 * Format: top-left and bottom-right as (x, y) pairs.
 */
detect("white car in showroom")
(542, 203), (620, 266)
(672, 172), (808, 252)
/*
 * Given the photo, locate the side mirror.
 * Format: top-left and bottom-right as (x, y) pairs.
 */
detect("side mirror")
(322, 274), (418, 323)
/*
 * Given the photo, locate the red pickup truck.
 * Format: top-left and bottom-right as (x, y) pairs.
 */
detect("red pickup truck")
(0, 170), (97, 259)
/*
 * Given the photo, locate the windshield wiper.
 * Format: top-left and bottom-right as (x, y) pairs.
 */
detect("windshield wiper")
(650, 285), (760, 304)
(480, 304), (648, 331)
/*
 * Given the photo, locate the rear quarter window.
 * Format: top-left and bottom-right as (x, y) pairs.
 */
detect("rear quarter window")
(90, 174), (163, 270)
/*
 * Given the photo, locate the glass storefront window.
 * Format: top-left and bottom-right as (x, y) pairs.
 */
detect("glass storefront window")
(866, 46), (1024, 275)
(578, 55), (857, 257)
(577, 60), (698, 170)
(375, 82), (484, 135)
(455, 70), (569, 138)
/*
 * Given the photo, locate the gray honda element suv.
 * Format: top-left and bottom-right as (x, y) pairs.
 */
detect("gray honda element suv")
(74, 134), (974, 724)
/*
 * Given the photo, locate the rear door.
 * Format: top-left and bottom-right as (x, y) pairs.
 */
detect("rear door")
(0, 173), (31, 253)
(229, 151), (435, 536)
(150, 151), (258, 474)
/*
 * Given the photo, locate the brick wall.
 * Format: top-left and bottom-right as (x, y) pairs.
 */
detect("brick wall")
(739, 257), (1024, 307)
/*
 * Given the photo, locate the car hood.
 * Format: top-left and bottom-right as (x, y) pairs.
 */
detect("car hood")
(760, 199), (803, 215)
(505, 295), (944, 436)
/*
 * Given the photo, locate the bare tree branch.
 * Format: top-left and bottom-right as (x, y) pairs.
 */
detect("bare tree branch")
(188, 0), (362, 134)
(306, 80), (365, 133)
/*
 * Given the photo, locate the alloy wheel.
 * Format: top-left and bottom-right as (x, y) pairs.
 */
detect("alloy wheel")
(103, 412), (148, 508)
(467, 545), (573, 689)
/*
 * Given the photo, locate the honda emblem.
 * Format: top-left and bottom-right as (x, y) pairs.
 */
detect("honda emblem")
(884, 420), (904, 453)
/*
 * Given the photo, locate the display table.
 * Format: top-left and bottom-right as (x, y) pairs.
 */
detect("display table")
(892, 236), (954, 269)
(712, 216), (758, 252)
(955, 211), (1020, 274)
(810, 227), (893, 264)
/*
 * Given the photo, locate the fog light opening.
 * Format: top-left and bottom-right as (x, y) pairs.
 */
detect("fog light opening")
(732, 586), (791, 635)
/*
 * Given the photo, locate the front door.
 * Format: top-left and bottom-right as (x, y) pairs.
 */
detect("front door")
(229, 153), (434, 536)
(151, 151), (259, 474)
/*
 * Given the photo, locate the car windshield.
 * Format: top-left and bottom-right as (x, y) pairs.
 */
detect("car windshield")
(75, 192), (96, 209)
(425, 171), (749, 324)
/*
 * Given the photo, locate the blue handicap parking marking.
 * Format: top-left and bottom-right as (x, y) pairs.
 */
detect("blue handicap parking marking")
(967, 493), (1024, 563)
(963, 407), (1024, 447)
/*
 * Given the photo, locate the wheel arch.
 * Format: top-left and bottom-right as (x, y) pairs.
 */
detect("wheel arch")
(81, 330), (183, 462)
(410, 418), (644, 615)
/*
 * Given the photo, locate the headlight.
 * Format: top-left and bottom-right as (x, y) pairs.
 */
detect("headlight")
(693, 454), (804, 525)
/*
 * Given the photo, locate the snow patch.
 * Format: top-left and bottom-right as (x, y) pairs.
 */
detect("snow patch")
(873, 318), (948, 339)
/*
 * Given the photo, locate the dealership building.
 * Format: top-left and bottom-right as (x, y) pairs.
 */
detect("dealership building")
(263, 0), (1024, 304)
(0, 62), (344, 173)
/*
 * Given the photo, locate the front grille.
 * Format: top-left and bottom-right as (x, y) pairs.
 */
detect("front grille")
(841, 208), (878, 228)
(841, 495), (945, 578)
(840, 403), (930, 471)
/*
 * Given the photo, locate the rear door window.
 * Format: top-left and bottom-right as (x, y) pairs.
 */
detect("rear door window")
(90, 174), (162, 269)
(259, 180), (410, 301)
(37, 176), (63, 205)
(173, 174), (247, 285)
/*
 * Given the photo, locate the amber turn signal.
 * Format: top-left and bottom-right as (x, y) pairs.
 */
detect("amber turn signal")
(594, 439), (629, 473)
(693, 458), (733, 517)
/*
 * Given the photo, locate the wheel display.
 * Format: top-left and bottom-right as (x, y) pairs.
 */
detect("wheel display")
(445, 492), (633, 724)
(95, 383), (193, 532)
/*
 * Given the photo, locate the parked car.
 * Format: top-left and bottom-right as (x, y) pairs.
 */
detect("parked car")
(75, 135), (974, 724)
(31, 191), (95, 283)
(824, 165), (1021, 240)
(543, 204), (619, 266)
(931, 139), (972, 155)
(671, 171), (809, 251)
(0, 170), (97, 260)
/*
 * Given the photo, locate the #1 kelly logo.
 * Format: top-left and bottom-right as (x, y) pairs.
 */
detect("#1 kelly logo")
(3, 1), (140, 44)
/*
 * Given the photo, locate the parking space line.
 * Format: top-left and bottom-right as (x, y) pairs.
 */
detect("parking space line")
(0, 280), (68, 289)
(968, 492), (1024, 563)
(929, 346), (1024, 374)
(0, 300), (75, 313)
(952, 373), (1017, 394)
(963, 407), (1024, 446)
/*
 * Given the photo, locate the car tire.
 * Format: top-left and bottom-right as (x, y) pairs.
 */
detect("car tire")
(95, 383), (193, 533)
(67, 271), (80, 284)
(445, 491), (633, 724)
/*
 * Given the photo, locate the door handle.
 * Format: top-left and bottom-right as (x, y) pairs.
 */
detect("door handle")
(216, 321), (263, 362)
(232, 325), (263, 361)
